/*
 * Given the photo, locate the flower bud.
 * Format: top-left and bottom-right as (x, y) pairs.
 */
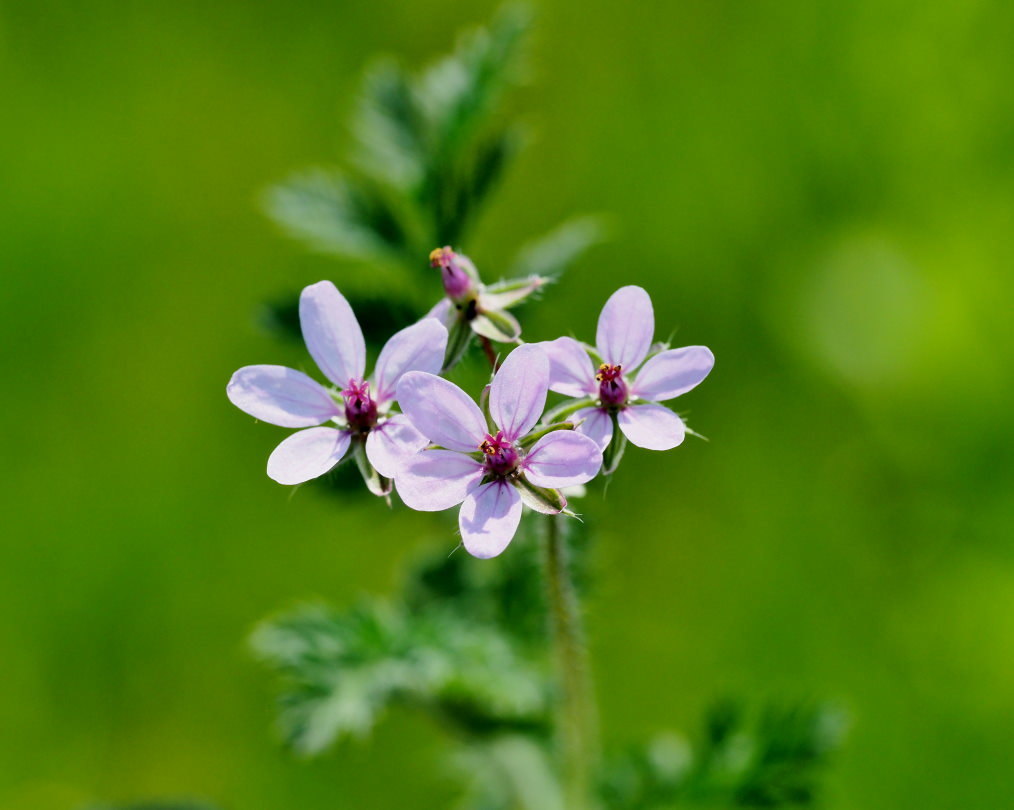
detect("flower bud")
(429, 246), (477, 301)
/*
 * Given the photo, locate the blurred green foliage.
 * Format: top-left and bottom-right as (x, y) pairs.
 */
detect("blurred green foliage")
(1, 1), (1012, 809)
(253, 513), (842, 808)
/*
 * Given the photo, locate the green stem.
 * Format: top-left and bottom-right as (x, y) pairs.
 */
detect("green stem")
(541, 516), (598, 809)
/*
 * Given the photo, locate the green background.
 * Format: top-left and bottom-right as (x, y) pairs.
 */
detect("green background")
(2, 1), (1012, 807)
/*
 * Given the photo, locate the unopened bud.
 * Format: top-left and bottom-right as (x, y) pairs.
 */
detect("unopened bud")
(429, 246), (477, 301)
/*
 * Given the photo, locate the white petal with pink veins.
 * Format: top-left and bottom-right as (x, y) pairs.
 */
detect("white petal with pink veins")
(227, 365), (340, 428)
(299, 281), (366, 387)
(571, 406), (613, 450)
(459, 481), (523, 559)
(397, 372), (488, 452)
(524, 431), (603, 487)
(489, 344), (549, 441)
(374, 319), (448, 405)
(632, 346), (714, 402)
(595, 285), (654, 369)
(395, 449), (484, 511)
(266, 427), (351, 484)
(540, 336), (597, 398)
(617, 404), (685, 450)
(365, 414), (429, 478)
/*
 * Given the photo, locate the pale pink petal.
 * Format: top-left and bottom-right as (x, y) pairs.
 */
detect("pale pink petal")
(595, 285), (654, 369)
(459, 481), (523, 559)
(631, 346), (714, 402)
(266, 427), (351, 485)
(374, 319), (448, 404)
(426, 297), (453, 324)
(395, 449), (484, 511)
(396, 372), (488, 452)
(489, 344), (549, 442)
(540, 337), (597, 398)
(365, 414), (429, 478)
(227, 365), (340, 427)
(617, 404), (686, 450)
(524, 431), (603, 488)
(571, 406), (613, 450)
(299, 281), (366, 387)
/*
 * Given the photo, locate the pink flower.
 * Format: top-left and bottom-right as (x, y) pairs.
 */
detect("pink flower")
(540, 285), (714, 460)
(394, 344), (603, 558)
(227, 281), (447, 490)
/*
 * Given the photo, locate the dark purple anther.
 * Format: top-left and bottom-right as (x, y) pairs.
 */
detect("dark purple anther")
(342, 379), (378, 432)
(479, 430), (520, 477)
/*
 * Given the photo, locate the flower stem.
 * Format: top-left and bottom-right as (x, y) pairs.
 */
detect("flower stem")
(479, 335), (500, 370)
(541, 515), (599, 809)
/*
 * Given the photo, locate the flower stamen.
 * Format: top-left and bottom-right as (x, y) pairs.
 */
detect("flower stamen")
(596, 363), (629, 408)
(478, 430), (520, 477)
(342, 379), (378, 433)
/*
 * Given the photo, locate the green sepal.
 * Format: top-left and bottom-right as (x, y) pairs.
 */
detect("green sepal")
(483, 274), (547, 294)
(602, 412), (627, 475)
(514, 477), (566, 514)
(479, 384), (497, 434)
(479, 275), (550, 310)
(518, 421), (575, 449)
(472, 308), (521, 342)
(354, 439), (392, 498)
(442, 313), (474, 372)
(542, 396), (595, 424)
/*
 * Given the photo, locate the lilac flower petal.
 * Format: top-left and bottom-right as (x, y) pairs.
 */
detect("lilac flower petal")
(266, 427), (351, 485)
(299, 281), (366, 387)
(395, 449), (484, 511)
(540, 337), (597, 398)
(397, 371), (487, 452)
(595, 285), (654, 369)
(617, 404), (686, 450)
(426, 297), (453, 324)
(571, 406), (613, 450)
(524, 431), (603, 488)
(489, 344), (549, 442)
(374, 319), (448, 404)
(631, 346), (715, 402)
(365, 414), (429, 478)
(459, 481), (523, 559)
(227, 365), (340, 428)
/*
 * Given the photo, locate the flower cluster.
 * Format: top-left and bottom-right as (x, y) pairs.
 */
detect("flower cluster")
(228, 257), (713, 557)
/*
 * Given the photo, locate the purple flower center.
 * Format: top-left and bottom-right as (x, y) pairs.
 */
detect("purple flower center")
(342, 379), (378, 433)
(479, 430), (519, 477)
(430, 246), (474, 301)
(596, 363), (629, 408)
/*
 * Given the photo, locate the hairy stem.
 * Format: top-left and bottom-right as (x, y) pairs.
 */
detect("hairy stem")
(541, 516), (598, 808)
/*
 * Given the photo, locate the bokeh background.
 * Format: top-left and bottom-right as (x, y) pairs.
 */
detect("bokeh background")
(2, 0), (1012, 808)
